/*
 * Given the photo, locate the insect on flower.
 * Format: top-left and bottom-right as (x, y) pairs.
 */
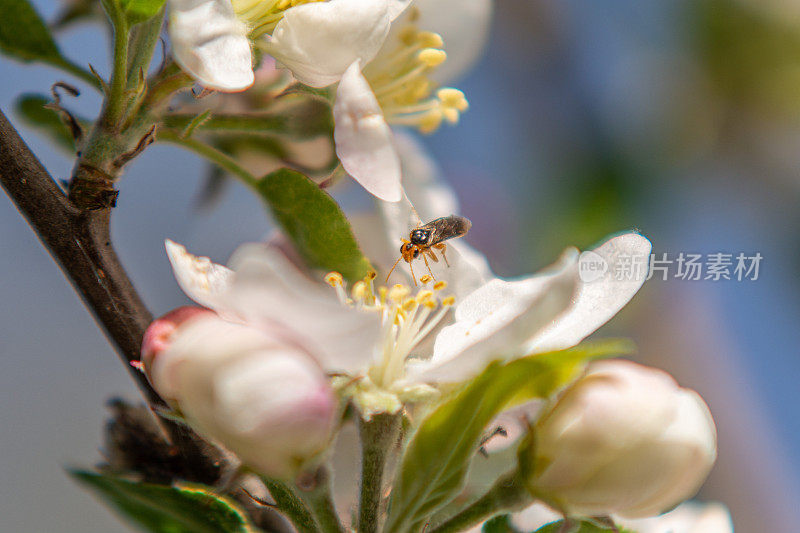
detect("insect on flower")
(386, 215), (472, 285)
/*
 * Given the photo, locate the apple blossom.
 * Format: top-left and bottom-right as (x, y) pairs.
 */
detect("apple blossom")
(162, 224), (648, 421)
(158, 129), (650, 423)
(142, 310), (337, 480)
(167, 0), (395, 92)
(265, 0), (487, 200)
(528, 360), (717, 519)
(168, 0), (490, 201)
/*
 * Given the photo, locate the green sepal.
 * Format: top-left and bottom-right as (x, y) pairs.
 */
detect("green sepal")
(257, 168), (372, 282)
(70, 470), (254, 533)
(384, 340), (634, 533)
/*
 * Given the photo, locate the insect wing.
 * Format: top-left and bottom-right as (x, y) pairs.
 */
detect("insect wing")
(426, 216), (471, 245)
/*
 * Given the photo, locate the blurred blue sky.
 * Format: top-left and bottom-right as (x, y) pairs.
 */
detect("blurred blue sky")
(2, 0), (800, 531)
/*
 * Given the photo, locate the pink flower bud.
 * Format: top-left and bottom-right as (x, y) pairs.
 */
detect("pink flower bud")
(141, 306), (212, 377)
(147, 314), (337, 479)
(530, 360), (717, 519)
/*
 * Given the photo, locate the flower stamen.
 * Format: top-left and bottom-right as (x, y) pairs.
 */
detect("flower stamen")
(324, 271), (455, 388)
(362, 19), (469, 134)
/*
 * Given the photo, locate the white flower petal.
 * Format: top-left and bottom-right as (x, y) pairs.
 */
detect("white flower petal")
(407, 0), (493, 83)
(334, 62), (402, 202)
(168, 0), (254, 91)
(524, 232), (652, 354)
(414, 250), (578, 383)
(165, 239), (234, 311)
(387, 0), (412, 20)
(226, 243), (382, 374)
(266, 0), (394, 87)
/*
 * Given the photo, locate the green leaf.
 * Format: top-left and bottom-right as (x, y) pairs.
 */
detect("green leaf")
(483, 515), (521, 533)
(257, 168), (372, 282)
(70, 470), (253, 533)
(0, 0), (61, 63)
(534, 519), (635, 533)
(384, 341), (634, 533)
(121, 0), (167, 24)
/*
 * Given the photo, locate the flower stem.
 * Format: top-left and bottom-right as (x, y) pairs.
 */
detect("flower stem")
(358, 413), (402, 533)
(429, 471), (531, 533)
(261, 478), (320, 533)
(104, 4), (129, 127)
(299, 467), (346, 533)
(157, 130), (260, 189)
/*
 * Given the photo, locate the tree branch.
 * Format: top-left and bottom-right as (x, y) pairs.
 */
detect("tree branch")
(0, 108), (161, 402)
(1, 108), (294, 531)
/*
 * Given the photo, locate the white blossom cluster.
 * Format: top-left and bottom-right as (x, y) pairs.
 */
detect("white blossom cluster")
(168, 0), (486, 201)
(144, 2), (729, 530)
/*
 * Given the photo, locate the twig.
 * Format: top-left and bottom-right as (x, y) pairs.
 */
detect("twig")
(0, 107), (259, 509)
(0, 108), (159, 402)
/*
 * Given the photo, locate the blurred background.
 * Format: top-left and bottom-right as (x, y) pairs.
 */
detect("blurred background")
(2, 0), (800, 530)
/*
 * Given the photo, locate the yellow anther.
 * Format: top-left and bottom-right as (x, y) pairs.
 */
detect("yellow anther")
(442, 107), (460, 124)
(324, 272), (344, 287)
(418, 48), (447, 67)
(438, 88), (469, 111)
(352, 281), (368, 301)
(423, 300), (437, 309)
(388, 284), (411, 302)
(415, 290), (434, 303)
(433, 280), (447, 291)
(402, 299), (418, 312)
(418, 109), (444, 134)
(366, 270), (377, 280)
(418, 31), (444, 49)
(419, 274), (433, 285)
(442, 296), (456, 307)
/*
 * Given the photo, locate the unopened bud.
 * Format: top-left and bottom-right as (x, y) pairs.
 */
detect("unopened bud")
(147, 315), (337, 479)
(527, 360), (717, 518)
(141, 306), (213, 383)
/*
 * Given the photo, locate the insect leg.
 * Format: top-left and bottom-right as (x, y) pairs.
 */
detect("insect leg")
(409, 261), (418, 286)
(434, 243), (450, 267)
(421, 252), (436, 280)
(425, 248), (439, 262)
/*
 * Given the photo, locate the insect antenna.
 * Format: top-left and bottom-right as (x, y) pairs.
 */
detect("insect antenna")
(385, 255), (404, 284)
(410, 204), (423, 226)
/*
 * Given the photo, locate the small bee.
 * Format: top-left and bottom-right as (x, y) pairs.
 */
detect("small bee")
(386, 215), (472, 285)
